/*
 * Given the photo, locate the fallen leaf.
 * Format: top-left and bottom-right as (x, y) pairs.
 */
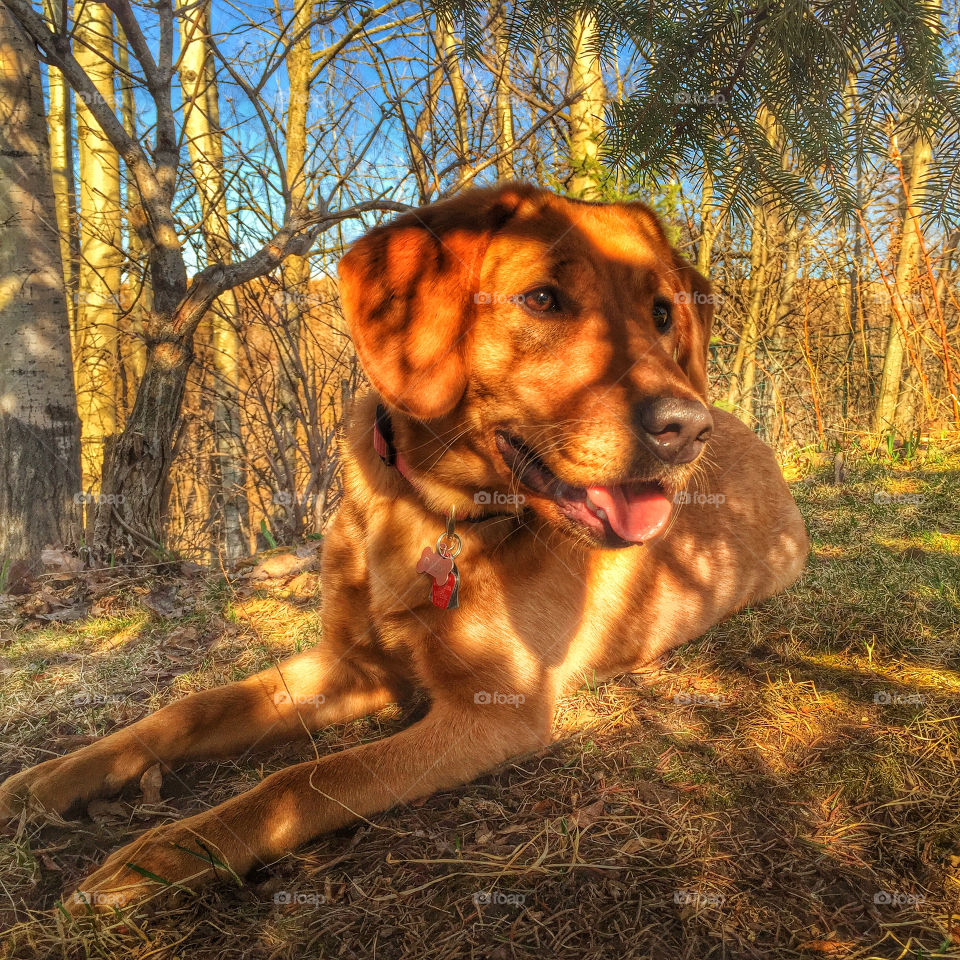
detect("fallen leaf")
(142, 586), (188, 619)
(570, 799), (605, 829)
(37, 605), (88, 622)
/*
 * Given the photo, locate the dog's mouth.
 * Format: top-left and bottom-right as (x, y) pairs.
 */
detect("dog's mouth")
(494, 431), (673, 547)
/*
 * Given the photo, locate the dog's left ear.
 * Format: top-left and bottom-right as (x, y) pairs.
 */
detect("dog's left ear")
(338, 184), (535, 420)
(673, 260), (714, 399)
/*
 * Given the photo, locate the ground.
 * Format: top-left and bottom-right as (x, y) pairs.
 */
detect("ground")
(1, 445), (959, 960)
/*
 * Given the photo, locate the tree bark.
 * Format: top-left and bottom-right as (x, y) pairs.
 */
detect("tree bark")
(271, 0), (314, 542)
(697, 168), (719, 275)
(872, 135), (933, 436)
(41, 0), (77, 343)
(490, 0), (514, 180)
(0, 5), (82, 569)
(74, 0), (121, 494)
(567, 8), (605, 199)
(118, 28), (149, 392)
(727, 201), (768, 423)
(434, 13), (473, 188)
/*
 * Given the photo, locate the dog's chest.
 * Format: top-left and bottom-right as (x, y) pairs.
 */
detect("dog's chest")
(365, 515), (656, 682)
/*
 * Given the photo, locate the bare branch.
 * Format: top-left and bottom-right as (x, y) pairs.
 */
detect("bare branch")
(173, 199), (410, 334)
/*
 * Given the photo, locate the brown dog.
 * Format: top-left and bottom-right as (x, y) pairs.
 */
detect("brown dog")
(0, 184), (808, 910)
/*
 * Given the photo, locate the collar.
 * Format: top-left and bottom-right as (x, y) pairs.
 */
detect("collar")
(372, 403), (522, 524)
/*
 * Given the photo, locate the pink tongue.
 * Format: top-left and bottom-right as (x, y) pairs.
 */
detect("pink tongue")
(586, 484), (673, 543)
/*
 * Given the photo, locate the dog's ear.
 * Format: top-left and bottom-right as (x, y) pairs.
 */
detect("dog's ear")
(673, 261), (714, 399)
(338, 184), (535, 420)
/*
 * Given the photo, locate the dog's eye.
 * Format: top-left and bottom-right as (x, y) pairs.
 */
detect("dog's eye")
(521, 287), (560, 314)
(653, 298), (673, 333)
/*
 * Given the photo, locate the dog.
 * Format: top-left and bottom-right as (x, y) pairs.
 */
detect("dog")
(0, 183), (808, 910)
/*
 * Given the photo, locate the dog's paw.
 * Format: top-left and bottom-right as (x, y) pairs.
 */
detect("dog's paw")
(65, 820), (238, 915)
(0, 757), (76, 825)
(0, 744), (137, 827)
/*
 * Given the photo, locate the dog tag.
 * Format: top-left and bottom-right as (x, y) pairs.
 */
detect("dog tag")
(416, 546), (453, 583)
(431, 562), (460, 610)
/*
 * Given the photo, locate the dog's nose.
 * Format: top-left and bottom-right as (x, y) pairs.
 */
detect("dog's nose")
(634, 397), (713, 464)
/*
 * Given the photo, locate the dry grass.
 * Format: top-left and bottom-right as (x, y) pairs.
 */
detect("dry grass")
(1, 444), (960, 959)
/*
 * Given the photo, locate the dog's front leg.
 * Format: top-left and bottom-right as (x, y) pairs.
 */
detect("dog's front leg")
(68, 698), (552, 912)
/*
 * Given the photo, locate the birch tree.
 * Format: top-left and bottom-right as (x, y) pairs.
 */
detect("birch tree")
(42, 0), (77, 339)
(0, 5), (82, 568)
(566, 7), (604, 199)
(490, 0), (515, 179)
(73, 0), (121, 493)
(873, 135), (934, 435)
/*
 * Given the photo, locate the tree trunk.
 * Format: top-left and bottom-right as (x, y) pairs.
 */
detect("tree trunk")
(118, 29), (148, 392)
(434, 14), (472, 187)
(0, 5), (82, 570)
(177, 0), (249, 560)
(490, 0), (514, 180)
(269, 0), (315, 542)
(696, 168), (719, 275)
(567, 8), (605, 199)
(727, 201), (768, 423)
(92, 333), (193, 552)
(42, 0), (77, 343)
(411, 61), (443, 202)
(873, 135), (933, 436)
(74, 0), (121, 495)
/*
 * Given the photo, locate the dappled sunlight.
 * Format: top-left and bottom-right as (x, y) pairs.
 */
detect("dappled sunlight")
(802, 649), (960, 693)
(878, 531), (960, 556)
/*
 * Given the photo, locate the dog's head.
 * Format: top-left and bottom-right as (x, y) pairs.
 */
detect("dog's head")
(338, 183), (715, 549)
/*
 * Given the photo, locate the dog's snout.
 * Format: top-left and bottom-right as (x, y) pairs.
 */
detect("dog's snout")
(634, 397), (713, 465)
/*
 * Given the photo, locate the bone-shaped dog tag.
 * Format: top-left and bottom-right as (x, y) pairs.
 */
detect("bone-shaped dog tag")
(416, 547), (453, 583)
